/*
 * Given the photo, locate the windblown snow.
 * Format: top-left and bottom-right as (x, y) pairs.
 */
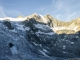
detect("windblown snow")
(39, 15), (47, 23)
(0, 17), (27, 21)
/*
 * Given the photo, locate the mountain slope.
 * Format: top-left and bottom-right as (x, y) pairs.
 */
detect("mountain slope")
(21, 13), (80, 34)
(0, 13), (80, 60)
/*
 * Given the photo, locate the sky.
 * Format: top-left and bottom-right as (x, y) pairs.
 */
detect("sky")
(0, 0), (80, 21)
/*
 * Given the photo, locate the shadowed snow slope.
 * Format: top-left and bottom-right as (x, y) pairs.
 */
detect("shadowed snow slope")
(0, 13), (80, 60)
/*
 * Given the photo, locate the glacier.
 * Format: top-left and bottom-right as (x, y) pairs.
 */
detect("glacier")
(0, 14), (80, 60)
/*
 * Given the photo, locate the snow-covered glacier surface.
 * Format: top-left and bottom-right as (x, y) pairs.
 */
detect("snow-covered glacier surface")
(0, 20), (66, 60)
(0, 15), (80, 60)
(0, 21), (62, 60)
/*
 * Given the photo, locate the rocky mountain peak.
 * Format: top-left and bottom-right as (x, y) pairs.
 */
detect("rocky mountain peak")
(25, 14), (80, 34)
(0, 13), (80, 34)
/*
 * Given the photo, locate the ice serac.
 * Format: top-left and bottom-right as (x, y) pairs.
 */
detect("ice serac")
(0, 13), (80, 60)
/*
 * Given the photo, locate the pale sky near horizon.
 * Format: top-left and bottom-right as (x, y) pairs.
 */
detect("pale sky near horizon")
(0, 0), (80, 21)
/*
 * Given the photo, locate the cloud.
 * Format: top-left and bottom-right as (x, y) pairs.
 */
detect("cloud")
(39, 7), (45, 11)
(5, 10), (23, 17)
(55, 0), (63, 10)
(0, 3), (17, 5)
(0, 6), (23, 18)
(67, 12), (77, 21)
(57, 2), (63, 10)
(51, 0), (79, 21)
(0, 6), (6, 17)
(56, 14), (61, 19)
(0, 6), (23, 17)
(69, 12), (76, 17)
(52, 0), (63, 10)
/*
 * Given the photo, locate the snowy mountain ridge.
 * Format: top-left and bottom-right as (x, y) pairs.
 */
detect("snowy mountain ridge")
(1, 13), (80, 34)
